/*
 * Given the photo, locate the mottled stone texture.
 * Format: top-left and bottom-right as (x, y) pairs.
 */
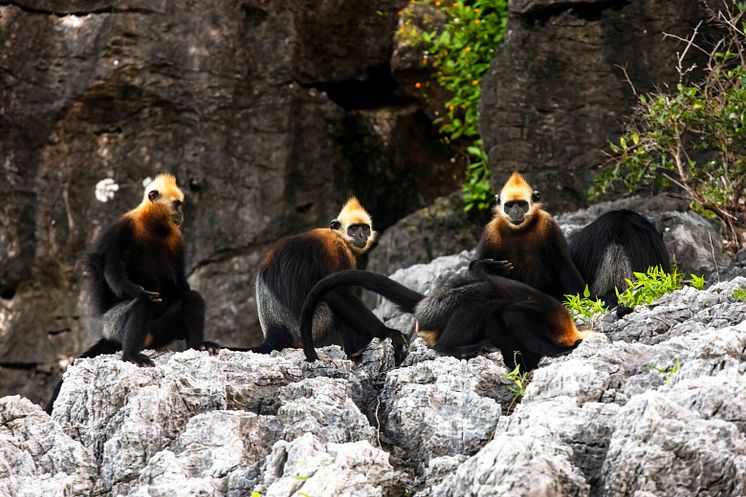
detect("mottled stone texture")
(2, 254), (745, 496)
(480, 0), (712, 211)
(0, 0), (462, 404)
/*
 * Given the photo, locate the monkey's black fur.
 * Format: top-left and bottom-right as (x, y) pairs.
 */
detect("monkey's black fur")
(299, 260), (585, 371)
(45, 212), (216, 414)
(570, 209), (671, 315)
(249, 229), (409, 364)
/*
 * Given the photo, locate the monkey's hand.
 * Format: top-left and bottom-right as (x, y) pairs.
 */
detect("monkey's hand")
(469, 259), (514, 277)
(199, 341), (221, 355)
(139, 287), (163, 303)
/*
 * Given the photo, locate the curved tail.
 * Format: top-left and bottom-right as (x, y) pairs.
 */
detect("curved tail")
(45, 338), (121, 414)
(300, 270), (424, 361)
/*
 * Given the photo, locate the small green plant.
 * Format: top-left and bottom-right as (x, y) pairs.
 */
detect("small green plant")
(732, 287), (746, 301)
(504, 360), (529, 413)
(688, 273), (705, 290)
(564, 285), (609, 326)
(616, 266), (682, 308)
(590, 4), (746, 250)
(649, 358), (681, 383)
(417, 0), (508, 212)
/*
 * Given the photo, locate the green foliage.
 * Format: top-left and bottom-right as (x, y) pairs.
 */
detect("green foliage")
(732, 287), (746, 301)
(563, 285), (609, 326)
(688, 273), (705, 290)
(420, 0), (508, 212)
(504, 360), (529, 413)
(648, 358), (681, 383)
(615, 266), (706, 309)
(616, 266), (682, 308)
(590, 8), (746, 250)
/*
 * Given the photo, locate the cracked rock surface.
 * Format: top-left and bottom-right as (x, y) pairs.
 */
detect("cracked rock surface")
(2, 250), (745, 496)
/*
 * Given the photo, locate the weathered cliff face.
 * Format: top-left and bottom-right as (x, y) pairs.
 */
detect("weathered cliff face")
(479, 0), (712, 211)
(3, 251), (745, 497)
(0, 0), (461, 404)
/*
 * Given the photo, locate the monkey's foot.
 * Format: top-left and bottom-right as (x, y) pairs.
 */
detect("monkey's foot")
(122, 352), (155, 367)
(304, 349), (319, 363)
(199, 341), (221, 354)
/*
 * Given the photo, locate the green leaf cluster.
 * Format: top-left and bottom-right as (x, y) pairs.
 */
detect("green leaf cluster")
(615, 266), (705, 309)
(732, 287), (746, 301)
(419, 0), (508, 212)
(590, 9), (746, 250)
(563, 285), (609, 326)
(648, 358), (682, 383)
(504, 361), (529, 413)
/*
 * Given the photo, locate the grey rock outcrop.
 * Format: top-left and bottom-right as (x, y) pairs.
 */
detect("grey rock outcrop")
(3, 252), (744, 497)
(479, 0), (713, 211)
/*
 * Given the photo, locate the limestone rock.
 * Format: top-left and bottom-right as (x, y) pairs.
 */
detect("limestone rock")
(480, 0), (713, 211)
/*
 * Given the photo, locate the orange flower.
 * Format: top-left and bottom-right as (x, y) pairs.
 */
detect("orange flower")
(472, 80), (479, 85)
(449, 105), (455, 111)
(474, 19), (481, 24)
(465, 47), (472, 52)
(452, 2), (458, 8)
(435, 0), (442, 5)
(415, 82), (422, 88)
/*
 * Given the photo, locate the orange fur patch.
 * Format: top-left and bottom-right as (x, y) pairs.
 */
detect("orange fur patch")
(144, 174), (184, 204)
(127, 174), (185, 252)
(314, 228), (356, 269)
(553, 309), (589, 347)
(338, 196), (372, 226)
(500, 171), (533, 202)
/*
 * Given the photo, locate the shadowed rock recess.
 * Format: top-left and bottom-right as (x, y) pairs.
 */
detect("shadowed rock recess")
(3, 248), (744, 497)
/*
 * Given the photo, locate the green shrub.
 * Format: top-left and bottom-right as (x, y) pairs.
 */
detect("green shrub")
(419, 0), (508, 212)
(616, 266), (682, 308)
(591, 5), (746, 250)
(563, 285), (609, 326)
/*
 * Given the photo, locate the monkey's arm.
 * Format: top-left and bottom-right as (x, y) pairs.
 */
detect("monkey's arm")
(102, 251), (146, 300)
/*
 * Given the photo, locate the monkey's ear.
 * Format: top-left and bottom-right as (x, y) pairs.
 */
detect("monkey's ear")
(148, 190), (161, 202)
(494, 194), (500, 205)
(329, 219), (341, 230)
(531, 191), (541, 203)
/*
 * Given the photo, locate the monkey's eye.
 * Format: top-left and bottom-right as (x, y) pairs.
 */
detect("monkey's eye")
(148, 190), (161, 201)
(173, 200), (183, 209)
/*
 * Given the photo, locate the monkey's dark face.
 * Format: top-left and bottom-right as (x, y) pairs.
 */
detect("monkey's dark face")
(347, 223), (371, 249)
(503, 200), (530, 225)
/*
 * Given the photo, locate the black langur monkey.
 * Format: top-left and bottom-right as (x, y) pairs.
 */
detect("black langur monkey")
(45, 174), (218, 414)
(299, 259), (589, 371)
(476, 172), (585, 301)
(570, 209), (671, 315)
(249, 197), (408, 364)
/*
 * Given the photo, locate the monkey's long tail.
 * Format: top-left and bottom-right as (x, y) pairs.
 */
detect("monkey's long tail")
(299, 270), (424, 362)
(45, 338), (121, 415)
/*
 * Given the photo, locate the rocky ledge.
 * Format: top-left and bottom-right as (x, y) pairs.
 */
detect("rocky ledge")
(1, 253), (745, 497)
